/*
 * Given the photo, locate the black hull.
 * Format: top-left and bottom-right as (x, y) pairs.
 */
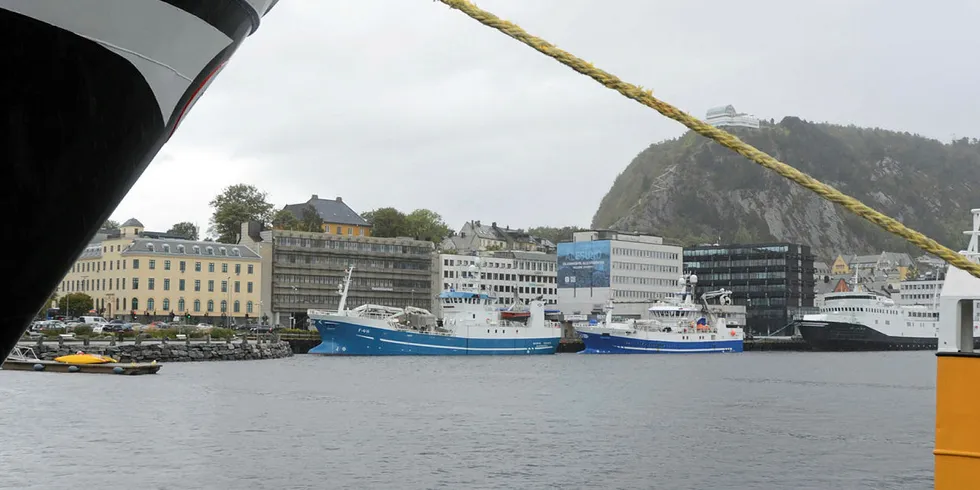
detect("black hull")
(1, 2), (277, 360)
(795, 320), (972, 352)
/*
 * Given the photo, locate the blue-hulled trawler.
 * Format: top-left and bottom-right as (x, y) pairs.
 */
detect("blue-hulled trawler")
(574, 274), (744, 354)
(308, 265), (561, 355)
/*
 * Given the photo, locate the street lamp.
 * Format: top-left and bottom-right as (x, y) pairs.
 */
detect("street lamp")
(225, 275), (232, 328)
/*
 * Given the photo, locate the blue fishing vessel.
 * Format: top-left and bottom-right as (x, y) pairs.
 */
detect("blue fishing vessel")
(308, 266), (561, 355)
(574, 274), (744, 354)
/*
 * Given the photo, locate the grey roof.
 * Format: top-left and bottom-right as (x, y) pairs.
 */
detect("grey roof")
(284, 195), (369, 227)
(497, 250), (557, 262)
(121, 238), (260, 259)
(78, 243), (103, 260)
(121, 218), (144, 227)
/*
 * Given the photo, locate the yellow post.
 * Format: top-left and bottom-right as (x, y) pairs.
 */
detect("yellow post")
(935, 208), (980, 489)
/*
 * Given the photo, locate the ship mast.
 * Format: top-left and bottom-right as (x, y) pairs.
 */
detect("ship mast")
(336, 266), (354, 314)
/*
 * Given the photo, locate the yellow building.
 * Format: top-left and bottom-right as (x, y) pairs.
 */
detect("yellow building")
(282, 194), (372, 237)
(58, 219), (263, 324)
(830, 255), (850, 275)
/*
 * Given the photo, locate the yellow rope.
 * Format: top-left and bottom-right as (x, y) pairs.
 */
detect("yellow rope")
(436, 0), (980, 279)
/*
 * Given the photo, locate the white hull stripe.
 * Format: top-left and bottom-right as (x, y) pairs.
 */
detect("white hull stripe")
(378, 338), (553, 351)
(3, 0), (232, 124)
(619, 346), (734, 353)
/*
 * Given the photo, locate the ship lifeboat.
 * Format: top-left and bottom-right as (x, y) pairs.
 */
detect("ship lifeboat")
(500, 311), (531, 320)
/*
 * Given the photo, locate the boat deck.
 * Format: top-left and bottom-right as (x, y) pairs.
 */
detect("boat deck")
(2, 359), (162, 375)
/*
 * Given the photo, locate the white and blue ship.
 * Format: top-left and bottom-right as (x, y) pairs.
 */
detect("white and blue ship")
(308, 265), (561, 356)
(574, 274), (744, 354)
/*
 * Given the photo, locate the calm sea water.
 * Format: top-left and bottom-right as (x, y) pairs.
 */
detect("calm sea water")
(0, 351), (935, 489)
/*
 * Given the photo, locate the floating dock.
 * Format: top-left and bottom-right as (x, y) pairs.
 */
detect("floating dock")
(1, 359), (162, 375)
(1, 347), (161, 375)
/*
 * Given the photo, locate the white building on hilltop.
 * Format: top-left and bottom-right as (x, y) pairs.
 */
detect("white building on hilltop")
(557, 230), (682, 320)
(706, 105), (760, 129)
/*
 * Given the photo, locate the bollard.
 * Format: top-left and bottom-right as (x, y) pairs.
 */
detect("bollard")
(83, 337), (90, 347)
(57, 337), (64, 348)
(134, 334), (142, 346)
(206, 334), (211, 345)
(109, 337), (117, 346)
(185, 336), (191, 347)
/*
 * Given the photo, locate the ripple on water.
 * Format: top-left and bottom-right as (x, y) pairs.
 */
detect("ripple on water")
(0, 351), (935, 489)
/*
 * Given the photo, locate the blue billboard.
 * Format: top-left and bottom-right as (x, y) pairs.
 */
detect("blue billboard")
(557, 240), (611, 289)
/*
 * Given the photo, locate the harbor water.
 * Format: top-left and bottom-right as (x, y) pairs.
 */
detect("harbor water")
(1, 352), (934, 489)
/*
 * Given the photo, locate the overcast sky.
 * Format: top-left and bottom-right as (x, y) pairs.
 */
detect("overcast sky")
(110, 0), (980, 237)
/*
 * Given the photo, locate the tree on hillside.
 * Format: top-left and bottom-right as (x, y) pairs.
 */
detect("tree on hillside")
(405, 209), (451, 243)
(102, 219), (120, 231)
(527, 226), (586, 244)
(57, 292), (94, 318)
(362, 207), (408, 237)
(362, 207), (452, 243)
(299, 204), (324, 232)
(167, 222), (199, 240)
(272, 208), (299, 230)
(208, 184), (274, 243)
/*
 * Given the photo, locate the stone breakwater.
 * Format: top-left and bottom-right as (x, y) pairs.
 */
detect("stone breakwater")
(24, 340), (294, 363)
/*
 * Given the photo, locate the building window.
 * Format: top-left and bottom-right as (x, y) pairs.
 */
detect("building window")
(220, 300), (227, 313)
(248, 264), (254, 274)
(194, 299), (201, 312)
(234, 281), (240, 293)
(163, 278), (170, 291)
(179, 261), (186, 272)
(178, 298), (185, 312)
(148, 278), (155, 290)
(222, 263), (228, 273)
(208, 262), (215, 273)
(149, 259), (155, 270)
(164, 260), (171, 270)
(246, 301), (253, 314)
(132, 278), (139, 290)
(208, 280), (214, 292)
(347, 227), (353, 235)
(179, 279), (185, 291)
(194, 280), (201, 292)
(235, 264), (241, 274)
(247, 282), (253, 293)
(162, 298), (170, 311)
(221, 281), (227, 293)
(336, 225), (342, 234)
(147, 298), (155, 311)
(195, 261), (201, 272)
(131, 298), (138, 310)
(207, 300), (214, 312)
(233, 300), (240, 313)
(133, 259), (140, 269)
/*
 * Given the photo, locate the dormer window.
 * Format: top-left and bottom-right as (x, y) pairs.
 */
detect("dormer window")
(147, 243), (155, 252)
(206, 246), (214, 255)
(219, 247), (227, 256)
(193, 245), (201, 254)
(231, 248), (241, 257)
(162, 244), (170, 253)
(177, 244), (185, 253)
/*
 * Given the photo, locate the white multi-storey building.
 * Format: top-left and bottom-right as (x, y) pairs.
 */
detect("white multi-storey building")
(557, 230), (683, 319)
(896, 278), (944, 307)
(435, 250), (557, 316)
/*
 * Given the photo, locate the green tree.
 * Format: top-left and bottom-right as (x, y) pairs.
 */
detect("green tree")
(167, 221), (199, 240)
(362, 207), (408, 237)
(404, 209), (451, 243)
(57, 292), (94, 317)
(299, 204), (324, 232)
(527, 226), (585, 244)
(102, 219), (120, 231)
(272, 208), (300, 230)
(208, 184), (274, 243)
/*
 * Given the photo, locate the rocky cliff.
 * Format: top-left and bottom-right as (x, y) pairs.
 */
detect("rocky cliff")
(592, 117), (980, 260)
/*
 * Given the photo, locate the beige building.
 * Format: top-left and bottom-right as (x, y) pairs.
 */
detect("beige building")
(58, 219), (263, 324)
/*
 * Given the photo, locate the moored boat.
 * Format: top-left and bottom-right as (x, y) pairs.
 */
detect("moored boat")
(574, 274), (744, 354)
(308, 265), (561, 355)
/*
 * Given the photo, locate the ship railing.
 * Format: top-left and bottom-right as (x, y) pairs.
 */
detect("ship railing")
(6, 346), (40, 362)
